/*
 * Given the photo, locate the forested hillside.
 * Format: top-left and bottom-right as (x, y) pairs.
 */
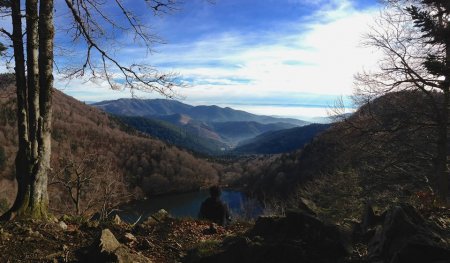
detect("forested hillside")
(231, 91), (437, 211)
(185, 89), (449, 263)
(234, 123), (330, 154)
(116, 115), (229, 155)
(0, 75), (224, 216)
(94, 98), (307, 152)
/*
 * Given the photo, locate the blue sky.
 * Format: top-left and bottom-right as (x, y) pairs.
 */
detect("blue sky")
(2, 0), (382, 119)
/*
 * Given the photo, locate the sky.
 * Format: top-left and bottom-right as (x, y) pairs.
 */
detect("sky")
(2, 0), (383, 120)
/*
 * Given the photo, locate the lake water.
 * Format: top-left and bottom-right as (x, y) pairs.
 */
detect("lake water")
(118, 189), (262, 223)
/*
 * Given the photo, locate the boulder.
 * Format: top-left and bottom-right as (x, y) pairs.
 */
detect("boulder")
(82, 228), (151, 263)
(368, 204), (450, 263)
(142, 209), (170, 225)
(99, 229), (121, 253)
(284, 210), (352, 257)
(252, 210), (351, 256)
(189, 210), (350, 263)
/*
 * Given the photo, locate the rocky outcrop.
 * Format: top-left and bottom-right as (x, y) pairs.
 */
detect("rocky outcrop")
(366, 204), (450, 263)
(187, 209), (351, 263)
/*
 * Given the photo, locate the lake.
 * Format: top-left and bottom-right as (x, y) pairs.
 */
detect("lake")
(118, 189), (262, 223)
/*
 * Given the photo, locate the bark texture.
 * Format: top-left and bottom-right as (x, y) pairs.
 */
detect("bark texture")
(2, 0), (54, 220)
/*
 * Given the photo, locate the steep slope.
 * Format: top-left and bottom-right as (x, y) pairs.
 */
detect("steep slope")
(121, 115), (299, 152)
(208, 121), (297, 145)
(0, 77), (223, 215)
(234, 123), (331, 154)
(116, 115), (228, 155)
(93, 98), (308, 150)
(227, 91), (437, 209)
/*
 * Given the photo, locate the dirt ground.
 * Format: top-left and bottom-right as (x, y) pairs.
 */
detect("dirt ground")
(0, 216), (251, 263)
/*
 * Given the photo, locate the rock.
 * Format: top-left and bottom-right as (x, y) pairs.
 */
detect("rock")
(368, 204), (450, 263)
(361, 202), (377, 230)
(82, 228), (151, 263)
(114, 215), (122, 225)
(58, 221), (68, 231)
(192, 210), (351, 263)
(360, 202), (385, 238)
(285, 210), (352, 257)
(250, 215), (282, 236)
(297, 197), (319, 216)
(124, 233), (137, 243)
(99, 229), (121, 253)
(142, 209), (170, 225)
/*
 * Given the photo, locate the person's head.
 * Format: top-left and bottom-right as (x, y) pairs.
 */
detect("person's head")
(209, 185), (221, 198)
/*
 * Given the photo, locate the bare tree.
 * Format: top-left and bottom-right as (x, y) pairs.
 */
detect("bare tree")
(355, 0), (450, 202)
(50, 153), (98, 216)
(0, 0), (181, 220)
(95, 162), (129, 221)
(50, 153), (129, 218)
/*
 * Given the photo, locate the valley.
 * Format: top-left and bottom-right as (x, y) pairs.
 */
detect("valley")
(0, 0), (449, 262)
(93, 98), (318, 154)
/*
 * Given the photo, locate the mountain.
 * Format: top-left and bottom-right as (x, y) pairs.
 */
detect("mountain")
(208, 121), (297, 145)
(116, 115), (229, 155)
(92, 99), (309, 152)
(93, 99), (308, 126)
(234, 123), (331, 154)
(92, 98), (193, 116)
(118, 115), (298, 154)
(0, 76), (223, 215)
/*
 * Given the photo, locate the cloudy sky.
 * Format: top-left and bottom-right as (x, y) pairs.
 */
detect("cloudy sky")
(4, 0), (383, 120)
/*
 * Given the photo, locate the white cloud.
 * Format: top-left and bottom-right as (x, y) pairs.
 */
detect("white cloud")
(54, 0), (382, 117)
(143, 1), (381, 102)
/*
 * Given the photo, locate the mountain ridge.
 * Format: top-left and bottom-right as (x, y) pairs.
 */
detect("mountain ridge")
(92, 98), (308, 126)
(92, 98), (310, 153)
(234, 123), (331, 154)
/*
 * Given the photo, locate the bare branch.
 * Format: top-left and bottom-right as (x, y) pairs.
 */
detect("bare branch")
(63, 0), (183, 98)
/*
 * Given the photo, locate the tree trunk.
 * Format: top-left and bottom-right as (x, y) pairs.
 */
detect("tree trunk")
(32, 0), (54, 219)
(26, 0), (40, 169)
(2, 0), (54, 220)
(3, 0), (33, 220)
(437, 99), (449, 202)
(438, 39), (450, 203)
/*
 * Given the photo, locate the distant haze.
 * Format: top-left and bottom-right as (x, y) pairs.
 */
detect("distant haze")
(212, 104), (345, 122)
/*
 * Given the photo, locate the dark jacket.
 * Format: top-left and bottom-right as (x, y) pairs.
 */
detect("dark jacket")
(199, 197), (231, 226)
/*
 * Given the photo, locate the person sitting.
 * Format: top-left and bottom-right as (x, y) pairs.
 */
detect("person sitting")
(199, 185), (231, 226)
